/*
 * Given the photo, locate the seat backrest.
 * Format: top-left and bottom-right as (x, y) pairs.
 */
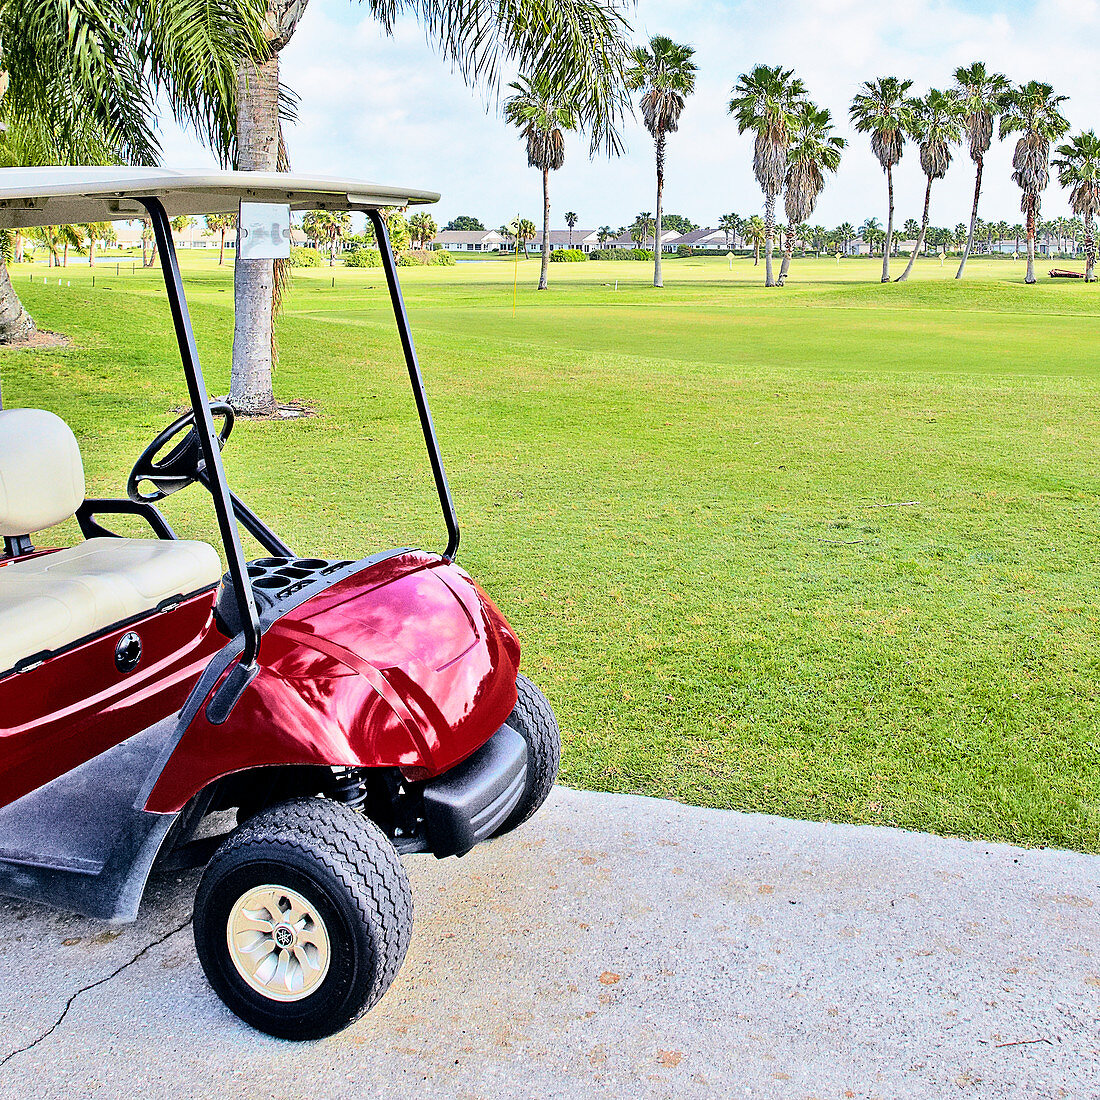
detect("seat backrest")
(0, 408), (86, 537)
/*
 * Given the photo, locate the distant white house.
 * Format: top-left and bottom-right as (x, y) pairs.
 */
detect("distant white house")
(528, 228), (602, 253)
(675, 227), (735, 251)
(433, 229), (506, 253)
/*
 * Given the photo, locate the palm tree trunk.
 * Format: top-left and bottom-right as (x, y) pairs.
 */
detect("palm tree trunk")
(778, 221), (795, 283)
(763, 192), (776, 287)
(0, 255), (37, 346)
(218, 231), (226, 266)
(882, 166), (894, 282)
(538, 168), (550, 291)
(230, 52), (280, 415)
(1025, 199), (1037, 284)
(88, 239), (95, 266)
(1086, 219), (1096, 282)
(898, 178), (933, 283)
(654, 133), (665, 288)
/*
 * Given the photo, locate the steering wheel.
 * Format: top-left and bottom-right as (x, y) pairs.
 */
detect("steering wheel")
(127, 402), (234, 503)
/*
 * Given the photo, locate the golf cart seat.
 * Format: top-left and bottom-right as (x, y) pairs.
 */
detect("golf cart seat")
(0, 408), (222, 672)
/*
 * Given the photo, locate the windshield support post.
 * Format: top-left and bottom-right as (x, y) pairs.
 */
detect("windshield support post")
(367, 209), (460, 561)
(143, 197), (261, 668)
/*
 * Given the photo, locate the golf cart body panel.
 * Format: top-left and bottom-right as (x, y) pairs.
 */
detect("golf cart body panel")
(145, 552), (520, 813)
(0, 169), (537, 949)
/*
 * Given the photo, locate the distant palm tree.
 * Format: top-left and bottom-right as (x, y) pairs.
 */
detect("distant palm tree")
(28, 225), (84, 267)
(728, 64), (807, 287)
(632, 211), (654, 251)
(903, 218), (921, 244)
(718, 212), (740, 250)
(515, 217), (537, 257)
(1001, 81), (1070, 283)
(302, 210), (352, 265)
(408, 211), (438, 250)
(564, 211), (578, 248)
(627, 34), (698, 287)
(84, 221), (115, 266)
(597, 225), (615, 244)
(504, 72), (577, 290)
(1053, 130), (1100, 280)
(205, 213), (236, 265)
(836, 221), (856, 253)
(850, 76), (915, 281)
(952, 62), (1011, 278)
(778, 102), (844, 283)
(860, 216), (882, 255)
(898, 88), (962, 281)
(744, 215), (766, 264)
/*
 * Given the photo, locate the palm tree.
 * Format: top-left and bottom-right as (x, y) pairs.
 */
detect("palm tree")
(515, 217), (537, 257)
(850, 77), (914, 281)
(564, 211), (578, 248)
(631, 211), (654, 251)
(408, 211), (438, 250)
(504, 73), (577, 290)
(860, 216), (882, 255)
(1001, 81), (1070, 283)
(229, 0), (632, 415)
(778, 102), (844, 284)
(0, 0), (264, 348)
(952, 62), (1011, 278)
(84, 222), (115, 265)
(718, 212), (741, 250)
(626, 34), (697, 288)
(836, 222), (856, 253)
(903, 218), (921, 246)
(728, 65), (807, 287)
(205, 213), (237, 265)
(744, 215), (766, 264)
(897, 89), (962, 282)
(597, 225), (615, 245)
(1053, 130), (1100, 281)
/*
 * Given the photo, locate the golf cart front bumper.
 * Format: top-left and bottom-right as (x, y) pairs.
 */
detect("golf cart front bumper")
(421, 724), (527, 858)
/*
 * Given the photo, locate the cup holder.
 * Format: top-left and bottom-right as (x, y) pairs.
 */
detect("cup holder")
(253, 575), (289, 590)
(276, 567), (313, 580)
(295, 558), (328, 569)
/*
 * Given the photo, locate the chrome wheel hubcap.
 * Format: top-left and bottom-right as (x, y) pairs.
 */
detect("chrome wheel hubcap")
(227, 885), (331, 1001)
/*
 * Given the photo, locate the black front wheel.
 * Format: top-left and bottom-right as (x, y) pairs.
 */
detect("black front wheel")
(194, 797), (412, 1040)
(495, 674), (561, 837)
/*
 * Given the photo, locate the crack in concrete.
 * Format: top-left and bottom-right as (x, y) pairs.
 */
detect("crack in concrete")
(0, 916), (193, 1068)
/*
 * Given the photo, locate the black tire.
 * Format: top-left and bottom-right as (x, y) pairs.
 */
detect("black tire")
(194, 797), (412, 1040)
(496, 674), (561, 836)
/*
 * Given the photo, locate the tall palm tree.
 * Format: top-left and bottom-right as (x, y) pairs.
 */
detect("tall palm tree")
(952, 62), (1011, 278)
(408, 211), (438, 250)
(229, 0), (633, 415)
(626, 34), (697, 288)
(778, 102), (844, 284)
(515, 217), (537, 257)
(860, 216), (882, 255)
(564, 211), (578, 248)
(597, 225), (615, 245)
(1053, 130), (1100, 281)
(1001, 81), (1070, 284)
(728, 65), (806, 287)
(0, 0), (264, 348)
(836, 222), (856, 253)
(850, 77), (914, 281)
(897, 88), (962, 282)
(632, 211), (654, 251)
(84, 222), (115, 266)
(503, 72), (577, 291)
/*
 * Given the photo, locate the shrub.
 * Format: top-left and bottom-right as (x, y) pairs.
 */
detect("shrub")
(289, 246), (321, 267)
(676, 245), (694, 257)
(550, 248), (587, 262)
(430, 249), (455, 265)
(344, 248), (381, 268)
(588, 247), (653, 261)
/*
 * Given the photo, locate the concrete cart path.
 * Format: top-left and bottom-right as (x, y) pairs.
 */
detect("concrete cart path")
(0, 787), (1097, 1100)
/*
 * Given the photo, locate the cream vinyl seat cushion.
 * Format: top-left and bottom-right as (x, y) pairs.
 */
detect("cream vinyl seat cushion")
(0, 538), (223, 671)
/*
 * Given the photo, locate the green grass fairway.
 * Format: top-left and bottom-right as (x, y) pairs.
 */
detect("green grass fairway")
(4, 253), (1099, 850)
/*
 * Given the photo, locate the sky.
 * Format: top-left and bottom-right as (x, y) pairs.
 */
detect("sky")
(157, 0), (1100, 233)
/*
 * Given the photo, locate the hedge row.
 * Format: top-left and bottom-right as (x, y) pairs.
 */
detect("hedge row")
(289, 246), (322, 267)
(587, 248), (654, 261)
(550, 248), (587, 262)
(343, 248), (456, 268)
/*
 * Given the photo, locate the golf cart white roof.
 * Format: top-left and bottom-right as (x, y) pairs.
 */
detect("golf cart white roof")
(0, 167), (440, 229)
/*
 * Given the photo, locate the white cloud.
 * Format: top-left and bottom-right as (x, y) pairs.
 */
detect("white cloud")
(156, 0), (1099, 231)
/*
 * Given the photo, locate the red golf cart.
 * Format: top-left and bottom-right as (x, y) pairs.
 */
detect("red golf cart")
(0, 168), (560, 1039)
